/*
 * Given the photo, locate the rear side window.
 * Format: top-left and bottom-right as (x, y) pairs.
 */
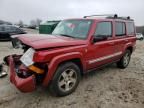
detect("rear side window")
(95, 22), (112, 37)
(127, 22), (135, 35)
(115, 22), (126, 36)
(0, 26), (4, 32)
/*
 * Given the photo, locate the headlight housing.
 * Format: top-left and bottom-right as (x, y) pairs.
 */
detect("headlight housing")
(20, 48), (35, 67)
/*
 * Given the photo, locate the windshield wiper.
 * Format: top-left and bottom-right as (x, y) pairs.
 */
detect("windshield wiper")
(59, 34), (75, 38)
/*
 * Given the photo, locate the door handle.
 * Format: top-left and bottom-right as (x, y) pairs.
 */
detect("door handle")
(125, 39), (128, 42)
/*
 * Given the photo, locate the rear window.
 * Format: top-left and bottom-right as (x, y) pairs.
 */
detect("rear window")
(115, 22), (126, 36)
(127, 22), (135, 35)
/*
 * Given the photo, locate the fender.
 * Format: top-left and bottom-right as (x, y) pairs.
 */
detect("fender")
(123, 42), (133, 53)
(42, 52), (85, 87)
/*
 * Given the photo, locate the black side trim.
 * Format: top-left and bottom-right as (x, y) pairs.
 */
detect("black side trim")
(86, 59), (120, 73)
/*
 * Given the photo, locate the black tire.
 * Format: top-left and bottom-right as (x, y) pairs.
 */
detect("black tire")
(49, 62), (81, 97)
(11, 39), (15, 48)
(117, 50), (131, 69)
(140, 38), (143, 41)
(11, 38), (19, 48)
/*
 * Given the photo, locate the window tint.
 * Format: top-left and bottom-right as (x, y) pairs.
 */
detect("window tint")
(10, 27), (16, 32)
(15, 28), (22, 32)
(0, 26), (4, 32)
(13, 27), (20, 32)
(4, 26), (12, 32)
(115, 22), (126, 36)
(95, 22), (112, 37)
(127, 22), (135, 35)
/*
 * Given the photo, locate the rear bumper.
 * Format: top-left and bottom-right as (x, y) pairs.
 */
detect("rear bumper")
(8, 56), (36, 92)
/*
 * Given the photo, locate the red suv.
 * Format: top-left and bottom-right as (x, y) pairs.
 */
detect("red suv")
(4, 14), (136, 96)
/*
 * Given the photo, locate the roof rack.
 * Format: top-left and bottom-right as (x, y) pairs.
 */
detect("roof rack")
(83, 14), (133, 21)
(83, 14), (118, 18)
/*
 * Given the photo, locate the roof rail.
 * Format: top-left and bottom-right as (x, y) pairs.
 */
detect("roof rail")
(107, 16), (133, 21)
(83, 14), (133, 21)
(83, 14), (118, 18)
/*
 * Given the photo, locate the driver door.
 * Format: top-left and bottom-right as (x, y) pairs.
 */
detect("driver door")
(87, 21), (117, 69)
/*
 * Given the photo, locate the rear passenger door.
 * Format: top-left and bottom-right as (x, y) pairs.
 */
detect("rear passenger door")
(114, 21), (127, 54)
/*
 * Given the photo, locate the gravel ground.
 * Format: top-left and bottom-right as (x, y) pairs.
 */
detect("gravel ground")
(0, 30), (144, 108)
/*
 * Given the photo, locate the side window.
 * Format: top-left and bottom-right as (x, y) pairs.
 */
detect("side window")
(16, 28), (22, 33)
(0, 26), (4, 32)
(127, 22), (135, 35)
(13, 27), (21, 32)
(10, 27), (16, 32)
(115, 22), (126, 36)
(94, 22), (112, 37)
(4, 26), (12, 32)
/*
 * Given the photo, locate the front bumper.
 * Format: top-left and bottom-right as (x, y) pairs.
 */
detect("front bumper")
(8, 56), (36, 92)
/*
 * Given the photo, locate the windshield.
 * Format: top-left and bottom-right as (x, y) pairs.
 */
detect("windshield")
(52, 20), (92, 39)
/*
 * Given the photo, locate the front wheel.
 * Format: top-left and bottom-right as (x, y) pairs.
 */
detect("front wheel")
(117, 50), (131, 69)
(49, 62), (81, 97)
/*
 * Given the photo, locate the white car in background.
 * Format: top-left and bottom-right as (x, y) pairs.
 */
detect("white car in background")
(136, 33), (144, 40)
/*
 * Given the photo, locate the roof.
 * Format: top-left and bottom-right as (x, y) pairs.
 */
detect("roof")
(65, 14), (134, 22)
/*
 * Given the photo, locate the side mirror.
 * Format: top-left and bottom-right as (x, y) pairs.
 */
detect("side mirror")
(92, 35), (108, 43)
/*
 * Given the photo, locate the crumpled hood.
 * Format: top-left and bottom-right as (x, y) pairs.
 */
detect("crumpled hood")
(17, 34), (87, 49)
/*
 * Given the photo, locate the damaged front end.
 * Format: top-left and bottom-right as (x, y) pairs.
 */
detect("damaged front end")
(4, 48), (47, 93)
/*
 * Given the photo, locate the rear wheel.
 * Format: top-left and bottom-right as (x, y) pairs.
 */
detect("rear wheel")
(140, 37), (143, 41)
(117, 50), (131, 69)
(49, 62), (81, 97)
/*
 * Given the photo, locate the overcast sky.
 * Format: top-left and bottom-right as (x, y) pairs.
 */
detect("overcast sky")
(0, 0), (143, 26)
